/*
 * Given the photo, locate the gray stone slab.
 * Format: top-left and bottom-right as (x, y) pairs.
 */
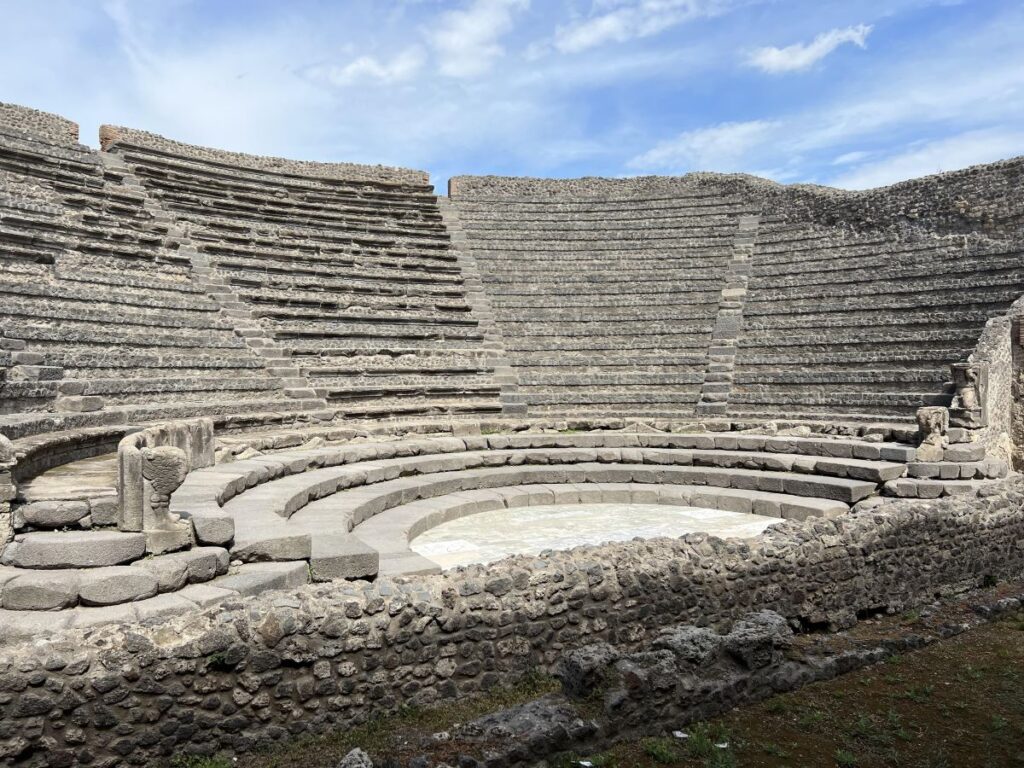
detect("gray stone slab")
(211, 562), (309, 596)
(77, 567), (159, 606)
(1, 530), (146, 569)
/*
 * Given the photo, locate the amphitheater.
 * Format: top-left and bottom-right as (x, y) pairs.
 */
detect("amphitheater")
(0, 100), (1023, 765)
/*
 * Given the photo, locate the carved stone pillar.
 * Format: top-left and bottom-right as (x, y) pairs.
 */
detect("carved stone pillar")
(949, 362), (989, 428)
(139, 446), (193, 554)
(915, 406), (949, 461)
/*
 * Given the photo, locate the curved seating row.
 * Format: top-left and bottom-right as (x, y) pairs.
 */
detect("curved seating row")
(107, 137), (506, 419)
(357, 482), (798, 576)
(169, 429), (920, 583)
(730, 221), (1024, 420)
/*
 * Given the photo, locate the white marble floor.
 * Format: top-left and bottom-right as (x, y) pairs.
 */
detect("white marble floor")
(410, 503), (783, 570)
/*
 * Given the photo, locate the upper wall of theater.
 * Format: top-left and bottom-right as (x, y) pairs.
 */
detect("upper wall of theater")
(98, 124), (430, 186)
(0, 102), (80, 146)
(450, 157), (1024, 239)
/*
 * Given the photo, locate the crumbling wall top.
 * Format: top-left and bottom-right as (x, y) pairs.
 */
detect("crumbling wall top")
(0, 102), (80, 146)
(99, 124), (430, 187)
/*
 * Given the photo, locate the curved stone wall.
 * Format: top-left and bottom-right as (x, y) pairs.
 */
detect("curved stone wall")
(99, 125), (427, 186)
(0, 102), (79, 146)
(0, 478), (1021, 764)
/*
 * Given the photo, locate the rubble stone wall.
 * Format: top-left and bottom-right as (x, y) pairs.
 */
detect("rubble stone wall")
(1, 479), (1023, 765)
(0, 103), (79, 146)
(966, 295), (1024, 464)
(763, 157), (1024, 238)
(99, 125), (429, 186)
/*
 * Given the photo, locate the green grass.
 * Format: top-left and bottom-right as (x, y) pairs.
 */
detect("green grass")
(171, 757), (233, 768)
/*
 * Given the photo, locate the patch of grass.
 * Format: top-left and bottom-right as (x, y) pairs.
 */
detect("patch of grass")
(763, 696), (791, 715)
(834, 748), (858, 767)
(797, 707), (828, 731)
(641, 737), (682, 764)
(902, 684), (934, 703)
(554, 753), (617, 768)
(170, 757), (233, 768)
(762, 742), (789, 758)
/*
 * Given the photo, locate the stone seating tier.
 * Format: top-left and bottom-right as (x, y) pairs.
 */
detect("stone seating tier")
(159, 428), (936, 585)
(105, 135), (507, 418)
(451, 179), (760, 416)
(728, 217), (1024, 418)
(0, 127), (316, 424)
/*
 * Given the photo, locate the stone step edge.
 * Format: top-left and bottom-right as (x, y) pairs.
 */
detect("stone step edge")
(0, 561), (310, 643)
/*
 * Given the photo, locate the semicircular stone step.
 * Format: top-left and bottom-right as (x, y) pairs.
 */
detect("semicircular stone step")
(0, 530), (146, 569)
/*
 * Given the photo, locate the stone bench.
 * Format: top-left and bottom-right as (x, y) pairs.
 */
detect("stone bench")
(171, 432), (906, 559)
(353, 481), (845, 576)
(285, 465), (856, 573)
(118, 145), (438, 199)
(0, 560), (308, 643)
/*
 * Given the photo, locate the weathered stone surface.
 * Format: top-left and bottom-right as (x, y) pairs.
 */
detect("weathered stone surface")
(76, 567), (159, 606)
(0, 530), (146, 569)
(556, 642), (620, 698)
(18, 500), (90, 529)
(134, 547), (229, 591)
(2, 570), (79, 610)
(337, 748), (373, 768)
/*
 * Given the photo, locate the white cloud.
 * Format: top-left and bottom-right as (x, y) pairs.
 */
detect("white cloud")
(747, 24), (872, 73)
(554, 0), (734, 54)
(629, 11), (1024, 184)
(429, 0), (529, 79)
(831, 150), (873, 165)
(829, 128), (1024, 189)
(628, 119), (780, 172)
(308, 47), (426, 87)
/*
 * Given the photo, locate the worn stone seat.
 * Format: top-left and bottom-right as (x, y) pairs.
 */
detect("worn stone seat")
(168, 430), (909, 573)
(0, 560), (308, 642)
(353, 481), (838, 577)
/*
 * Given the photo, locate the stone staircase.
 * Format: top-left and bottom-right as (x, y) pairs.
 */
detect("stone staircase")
(696, 212), (759, 415)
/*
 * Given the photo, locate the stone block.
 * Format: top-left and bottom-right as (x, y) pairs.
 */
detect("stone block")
(943, 442), (986, 462)
(56, 396), (104, 413)
(310, 535), (379, 582)
(77, 567), (159, 606)
(1, 530), (146, 569)
(2, 571), (79, 610)
(18, 500), (90, 529)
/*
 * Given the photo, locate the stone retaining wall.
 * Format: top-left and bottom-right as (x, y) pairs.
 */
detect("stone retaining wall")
(447, 172), (774, 200)
(0, 103), (79, 146)
(1, 479), (1022, 765)
(965, 294), (1024, 465)
(99, 125), (429, 186)
(763, 157), (1024, 239)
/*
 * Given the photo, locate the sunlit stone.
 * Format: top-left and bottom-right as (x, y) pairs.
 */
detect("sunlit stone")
(410, 503), (784, 569)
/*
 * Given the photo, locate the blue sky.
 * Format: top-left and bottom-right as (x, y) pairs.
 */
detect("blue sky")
(1, 0), (1022, 192)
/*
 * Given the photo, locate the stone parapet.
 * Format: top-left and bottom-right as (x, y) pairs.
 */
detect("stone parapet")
(99, 124), (430, 186)
(0, 102), (79, 146)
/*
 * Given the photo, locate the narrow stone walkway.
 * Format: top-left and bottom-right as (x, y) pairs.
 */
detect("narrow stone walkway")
(18, 452), (118, 504)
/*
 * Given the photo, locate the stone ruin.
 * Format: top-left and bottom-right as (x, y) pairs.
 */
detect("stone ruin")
(0, 100), (1023, 765)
